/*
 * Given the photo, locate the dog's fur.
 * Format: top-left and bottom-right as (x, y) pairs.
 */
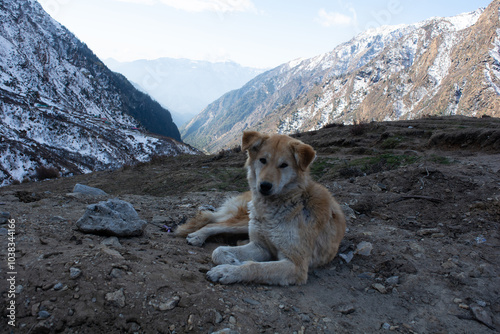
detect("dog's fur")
(176, 131), (346, 285)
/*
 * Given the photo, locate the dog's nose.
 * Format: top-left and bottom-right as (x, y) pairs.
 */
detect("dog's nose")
(259, 182), (273, 195)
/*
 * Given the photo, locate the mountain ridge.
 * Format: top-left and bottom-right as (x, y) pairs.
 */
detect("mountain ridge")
(181, 2), (499, 153)
(105, 57), (265, 127)
(0, 0), (196, 185)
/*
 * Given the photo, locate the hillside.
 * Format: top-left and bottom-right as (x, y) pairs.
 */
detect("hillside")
(181, 1), (500, 153)
(0, 0), (191, 185)
(1, 116), (499, 333)
(105, 58), (265, 127)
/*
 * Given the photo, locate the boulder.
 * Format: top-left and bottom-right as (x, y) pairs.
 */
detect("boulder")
(76, 198), (146, 237)
(73, 184), (108, 196)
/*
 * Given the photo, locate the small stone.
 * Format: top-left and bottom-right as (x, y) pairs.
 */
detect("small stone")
(15, 285), (23, 294)
(417, 228), (440, 236)
(242, 298), (260, 305)
(355, 241), (373, 256)
(0, 212), (11, 224)
(158, 296), (180, 311)
(152, 216), (169, 225)
(38, 310), (51, 319)
(50, 216), (67, 222)
(53, 283), (64, 291)
(372, 283), (387, 294)
(459, 303), (469, 309)
(453, 298), (463, 304)
(110, 268), (124, 278)
(105, 288), (125, 308)
(69, 267), (82, 279)
(229, 316), (236, 324)
(101, 236), (122, 249)
(382, 322), (391, 330)
(339, 305), (355, 315)
(385, 276), (399, 285)
(470, 304), (494, 329)
(214, 311), (224, 324)
(339, 251), (354, 263)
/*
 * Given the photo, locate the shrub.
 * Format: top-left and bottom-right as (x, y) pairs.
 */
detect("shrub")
(35, 165), (60, 180)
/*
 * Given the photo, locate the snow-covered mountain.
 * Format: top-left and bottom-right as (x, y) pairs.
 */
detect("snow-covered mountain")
(105, 58), (265, 127)
(0, 0), (197, 186)
(182, 1), (500, 153)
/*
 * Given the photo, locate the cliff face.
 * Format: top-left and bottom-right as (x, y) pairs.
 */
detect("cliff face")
(0, 0), (195, 185)
(181, 2), (499, 153)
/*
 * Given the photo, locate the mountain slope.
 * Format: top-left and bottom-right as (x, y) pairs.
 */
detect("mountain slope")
(0, 0), (196, 185)
(182, 2), (499, 153)
(105, 58), (265, 127)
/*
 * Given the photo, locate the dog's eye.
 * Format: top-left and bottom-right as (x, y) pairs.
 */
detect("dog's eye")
(259, 158), (267, 164)
(279, 163), (288, 169)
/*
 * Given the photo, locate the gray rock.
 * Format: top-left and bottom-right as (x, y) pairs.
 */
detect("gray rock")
(69, 267), (82, 279)
(106, 288), (126, 308)
(73, 183), (108, 196)
(76, 198), (146, 237)
(38, 310), (51, 319)
(53, 282), (64, 290)
(470, 304), (494, 329)
(0, 212), (10, 224)
(385, 276), (400, 285)
(101, 236), (123, 249)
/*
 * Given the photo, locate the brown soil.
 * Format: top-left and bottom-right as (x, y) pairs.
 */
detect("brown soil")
(1, 116), (499, 333)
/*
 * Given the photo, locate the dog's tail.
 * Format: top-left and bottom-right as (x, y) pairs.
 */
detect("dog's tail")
(174, 211), (215, 237)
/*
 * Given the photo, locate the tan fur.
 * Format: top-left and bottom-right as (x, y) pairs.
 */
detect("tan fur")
(179, 131), (346, 285)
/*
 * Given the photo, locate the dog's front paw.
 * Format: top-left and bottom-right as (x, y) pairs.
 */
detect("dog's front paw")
(207, 264), (241, 284)
(212, 246), (242, 265)
(186, 232), (205, 247)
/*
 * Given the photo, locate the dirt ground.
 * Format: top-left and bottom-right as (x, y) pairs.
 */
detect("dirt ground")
(1, 116), (499, 333)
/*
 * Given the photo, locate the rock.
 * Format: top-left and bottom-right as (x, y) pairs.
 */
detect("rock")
(101, 236), (123, 249)
(242, 298), (260, 305)
(211, 329), (240, 334)
(372, 283), (387, 294)
(355, 241), (373, 256)
(105, 288), (125, 308)
(53, 282), (64, 291)
(76, 198), (146, 237)
(339, 251), (354, 263)
(158, 296), (180, 311)
(339, 305), (355, 315)
(470, 304), (494, 329)
(340, 204), (356, 221)
(50, 216), (67, 222)
(38, 310), (51, 319)
(69, 267), (82, 279)
(385, 276), (399, 285)
(151, 216), (169, 225)
(110, 268), (124, 278)
(0, 211), (10, 224)
(73, 183), (108, 196)
(417, 228), (441, 236)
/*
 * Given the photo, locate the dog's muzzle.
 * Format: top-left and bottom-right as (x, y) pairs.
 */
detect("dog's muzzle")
(259, 182), (273, 196)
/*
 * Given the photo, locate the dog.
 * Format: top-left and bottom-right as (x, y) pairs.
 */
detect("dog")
(176, 131), (346, 285)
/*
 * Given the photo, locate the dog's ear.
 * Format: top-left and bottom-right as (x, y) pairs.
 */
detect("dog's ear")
(292, 142), (316, 171)
(242, 131), (267, 152)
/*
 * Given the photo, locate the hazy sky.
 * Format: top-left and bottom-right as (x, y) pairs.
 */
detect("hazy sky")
(38, 0), (492, 68)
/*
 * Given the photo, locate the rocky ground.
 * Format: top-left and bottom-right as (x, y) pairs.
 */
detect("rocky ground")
(1, 116), (499, 333)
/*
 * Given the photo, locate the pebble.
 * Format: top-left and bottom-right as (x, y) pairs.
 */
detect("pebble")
(0, 212), (11, 224)
(372, 283), (387, 294)
(53, 282), (64, 291)
(38, 310), (51, 319)
(158, 296), (180, 311)
(69, 267), (82, 279)
(339, 305), (355, 315)
(355, 241), (373, 256)
(105, 288), (126, 308)
(385, 276), (399, 285)
(470, 304), (494, 329)
(242, 298), (260, 305)
(211, 329), (240, 334)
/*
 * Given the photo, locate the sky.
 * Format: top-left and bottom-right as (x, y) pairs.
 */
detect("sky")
(38, 0), (493, 69)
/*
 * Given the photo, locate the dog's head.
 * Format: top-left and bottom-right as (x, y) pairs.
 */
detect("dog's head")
(242, 131), (316, 197)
